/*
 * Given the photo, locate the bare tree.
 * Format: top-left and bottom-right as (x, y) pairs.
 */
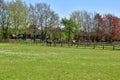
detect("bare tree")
(70, 11), (81, 41)
(28, 3), (60, 43)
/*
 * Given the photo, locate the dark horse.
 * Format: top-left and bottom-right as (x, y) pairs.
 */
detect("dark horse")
(46, 39), (52, 46)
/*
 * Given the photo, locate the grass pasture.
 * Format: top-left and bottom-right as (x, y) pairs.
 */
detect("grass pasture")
(0, 43), (120, 80)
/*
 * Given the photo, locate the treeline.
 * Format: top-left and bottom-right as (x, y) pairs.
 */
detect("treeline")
(1, 0), (120, 43)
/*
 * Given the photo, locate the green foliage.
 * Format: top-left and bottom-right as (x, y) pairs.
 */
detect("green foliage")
(7, 0), (30, 36)
(52, 32), (59, 40)
(61, 18), (78, 41)
(61, 32), (67, 40)
(0, 0), (10, 39)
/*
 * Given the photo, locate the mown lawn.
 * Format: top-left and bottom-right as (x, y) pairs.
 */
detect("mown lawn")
(0, 43), (120, 80)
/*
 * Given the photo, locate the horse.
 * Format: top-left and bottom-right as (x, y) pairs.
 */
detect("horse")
(46, 39), (52, 46)
(71, 40), (76, 46)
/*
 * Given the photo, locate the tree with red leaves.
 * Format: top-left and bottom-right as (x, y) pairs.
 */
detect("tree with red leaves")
(94, 13), (111, 42)
(106, 14), (120, 40)
(95, 13), (120, 41)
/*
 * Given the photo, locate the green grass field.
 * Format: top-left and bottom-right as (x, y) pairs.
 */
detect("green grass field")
(0, 43), (120, 80)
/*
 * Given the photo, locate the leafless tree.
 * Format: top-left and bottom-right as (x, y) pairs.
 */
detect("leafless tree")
(28, 3), (60, 42)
